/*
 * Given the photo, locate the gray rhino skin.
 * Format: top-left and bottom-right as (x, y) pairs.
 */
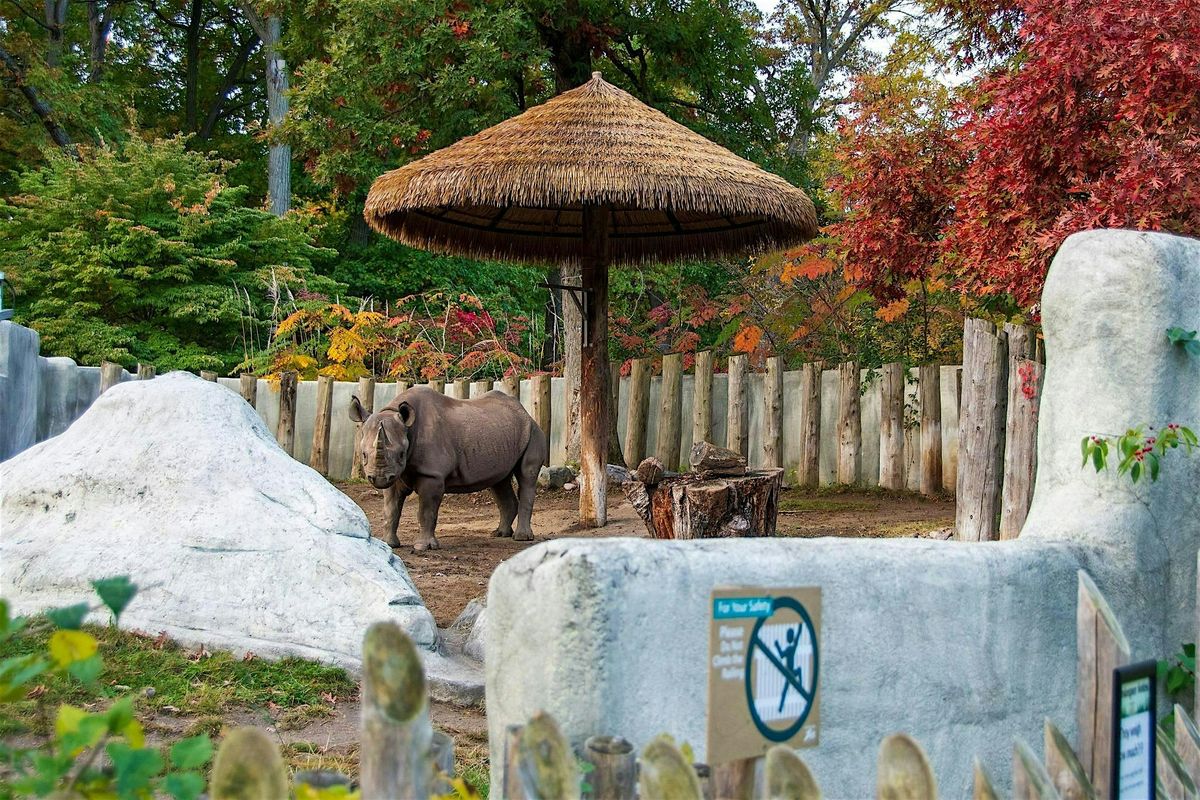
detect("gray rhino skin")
(349, 385), (547, 551)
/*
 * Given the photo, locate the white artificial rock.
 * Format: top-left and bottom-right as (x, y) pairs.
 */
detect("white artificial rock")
(485, 230), (1200, 795)
(1, 372), (438, 670)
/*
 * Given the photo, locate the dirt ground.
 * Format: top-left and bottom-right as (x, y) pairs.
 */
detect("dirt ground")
(335, 482), (956, 627)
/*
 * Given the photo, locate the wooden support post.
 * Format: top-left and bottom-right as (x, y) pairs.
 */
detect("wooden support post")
(100, 361), (123, 394)
(360, 622), (432, 800)
(310, 374), (333, 475)
(726, 354), (748, 458)
(879, 362), (905, 490)
(1175, 705), (1200, 785)
(210, 727), (288, 800)
(877, 734), (936, 800)
(239, 373), (257, 407)
(956, 318), (1009, 541)
(531, 374), (551, 466)
(469, 379), (492, 399)
(693, 350), (714, 447)
(200, 370), (218, 381)
(500, 375), (520, 396)
(428, 378), (445, 394)
(656, 353), (683, 470)
(837, 362), (861, 485)
(452, 378), (469, 399)
(1000, 358), (1044, 539)
(764, 746), (820, 800)
(517, 711), (580, 799)
(351, 376), (375, 480)
(973, 759), (1000, 800)
(579, 204), (612, 527)
(1012, 738), (1056, 800)
(919, 365), (942, 496)
(1076, 570), (1130, 796)
(624, 357), (651, 468)
(799, 362), (822, 488)
(277, 370), (297, 457)
(583, 735), (637, 800)
(137, 363), (155, 380)
(1043, 718), (1093, 800)
(763, 355), (783, 470)
(641, 737), (703, 800)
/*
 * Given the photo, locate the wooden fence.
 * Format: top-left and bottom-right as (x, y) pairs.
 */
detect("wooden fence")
(204, 568), (1190, 799)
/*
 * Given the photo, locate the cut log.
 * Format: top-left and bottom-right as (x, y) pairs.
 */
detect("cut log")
(689, 441), (747, 478)
(622, 469), (782, 540)
(636, 457), (666, 486)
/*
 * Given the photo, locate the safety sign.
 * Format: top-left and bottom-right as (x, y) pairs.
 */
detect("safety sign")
(706, 587), (822, 764)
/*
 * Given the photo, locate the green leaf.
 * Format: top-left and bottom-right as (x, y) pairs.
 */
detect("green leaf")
(1080, 437), (1090, 466)
(1131, 461), (1142, 483)
(105, 696), (135, 734)
(46, 603), (89, 630)
(1186, 339), (1200, 358)
(67, 654), (103, 685)
(1149, 453), (1161, 482)
(1092, 446), (1104, 473)
(92, 576), (137, 620)
(162, 771), (206, 800)
(169, 735), (213, 770)
(107, 743), (165, 796)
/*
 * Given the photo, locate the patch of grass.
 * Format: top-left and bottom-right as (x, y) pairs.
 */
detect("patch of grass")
(276, 702), (336, 731)
(455, 743), (490, 799)
(877, 519), (955, 537)
(283, 741), (360, 780)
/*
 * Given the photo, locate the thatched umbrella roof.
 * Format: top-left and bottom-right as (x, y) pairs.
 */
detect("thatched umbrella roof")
(364, 73), (818, 265)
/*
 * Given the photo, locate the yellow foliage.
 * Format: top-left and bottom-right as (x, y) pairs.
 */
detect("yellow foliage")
(48, 630), (98, 667)
(275, 309), (309, 339)
(876, 298), (910, 322)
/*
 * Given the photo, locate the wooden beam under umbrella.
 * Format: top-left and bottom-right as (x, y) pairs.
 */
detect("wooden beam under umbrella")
(363, 73), (818, 527)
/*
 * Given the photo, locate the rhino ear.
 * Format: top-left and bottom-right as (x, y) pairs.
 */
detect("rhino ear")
(349, 395), (369, 424)
(398, 401), (414, 427)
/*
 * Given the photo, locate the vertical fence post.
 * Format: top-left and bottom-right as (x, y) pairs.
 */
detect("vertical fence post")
(351, 376), (375, 480)
(876, 734), (936, 800)
(609, 361), (623, 465)
(1043, 719), (1093, 799)
(452, 378), (469, 399)
(799, 362), (822, 488)
(277, 370), (297, 457)
(879, 362), (905, 490)
(763, 355), (783, 470)
(941, 365), (962, 493)
(137, 363), (155, 380)
(1011, 738), (1055, 800)
(624, 357), (651, 467)
(764, 746), (820, 800)
(1000, 357), (1044, 539)
(956, 318), (1009, 541)
(209, 728), (289, 800)
(359, 622), (432, 800)
(240, 373), (257, 407)
(583, 735), (637, 800)
(1076, 570), (1130, 796)
(100, 362), (123, 394)
(693, 350), (713, 447)
(200, 370), (218, 381)
(919, 365), (942, 496)
(726, 354), (749, 458)
(973, 759), (1000, 800)
(500, 375), (520, 396)
(531, 374), (551, 466)
(310, 374), (333, 475)
(656, 353), (683, 470)
(837, 362), (861, 485)
(469, 379), (492, 399)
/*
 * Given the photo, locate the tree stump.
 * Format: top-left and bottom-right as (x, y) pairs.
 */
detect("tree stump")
(622, 465), (782, 540)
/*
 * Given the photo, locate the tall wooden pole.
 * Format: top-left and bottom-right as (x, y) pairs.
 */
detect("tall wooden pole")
(579, 205), (611, 527)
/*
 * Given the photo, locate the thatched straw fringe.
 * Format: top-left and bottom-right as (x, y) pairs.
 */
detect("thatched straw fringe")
(364, 74), (818, 265)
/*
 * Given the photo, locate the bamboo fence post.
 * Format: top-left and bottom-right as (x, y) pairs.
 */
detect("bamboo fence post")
(137, 363), (155, 380)
(693, 350), (713, 447)
(452, 378), (469, 399)
(239, 373), (257, 407)
(764, 745), (820, 800)
(799, 362), (822, 488)
(503, 725), (526, 800)
(1175, 705), (1200, 784)
(639, 736), (703, 800)
(624, 357), (651, 468)
(763, 356), (783, 470)
(837, 362), (861, 485)
(310, 374), (333, 475)
(726, 354), (749, 458)
(1076, 570), (1130, 796)
(210, 727), (289, 800)
(276, 370), (297, 456)
(956, 318), (1009, 541)
(656, 353), (683, 469)
(360, 621), (432, 800)
(1012, 738), (1057, 800)
(500, 375), (520, 396)
(351, 376), (376, 480)
(877, 734), (936, 800)
(531, 374), (551, 466)
(99, 361), (123, 394)
(428, 378), (445, 394)
(919, 365), (943, 496)
(470, 379), (492, 399)
(583, 735), (637, 800)
(1000, 358), (1044, 539)
(710, 758), (754, 800)
(200, 370), (218, 381)
(1043, 719), (1093, 800)
(517, 711), (579, 800)
(973, 759), (1000, 800)
(879, 362), (905, 490)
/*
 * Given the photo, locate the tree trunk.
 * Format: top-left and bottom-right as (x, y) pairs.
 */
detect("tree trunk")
(264, 16), (290, 215)
(0, 44), (74, 152)
(185, 0), (203, 131)
(578, 206), (610, 527)
(43, 0), (68, 68)
(87, 0), (117, 82)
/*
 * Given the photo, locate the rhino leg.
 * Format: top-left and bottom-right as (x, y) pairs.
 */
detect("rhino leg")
(383, 483), (410, 548)
(513, 437), (543, 542)
(490, 479), (518, 538)
(414, 480), (443, 551)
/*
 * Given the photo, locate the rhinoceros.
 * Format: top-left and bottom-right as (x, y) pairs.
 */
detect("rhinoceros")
(348, 386), (547, 551)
